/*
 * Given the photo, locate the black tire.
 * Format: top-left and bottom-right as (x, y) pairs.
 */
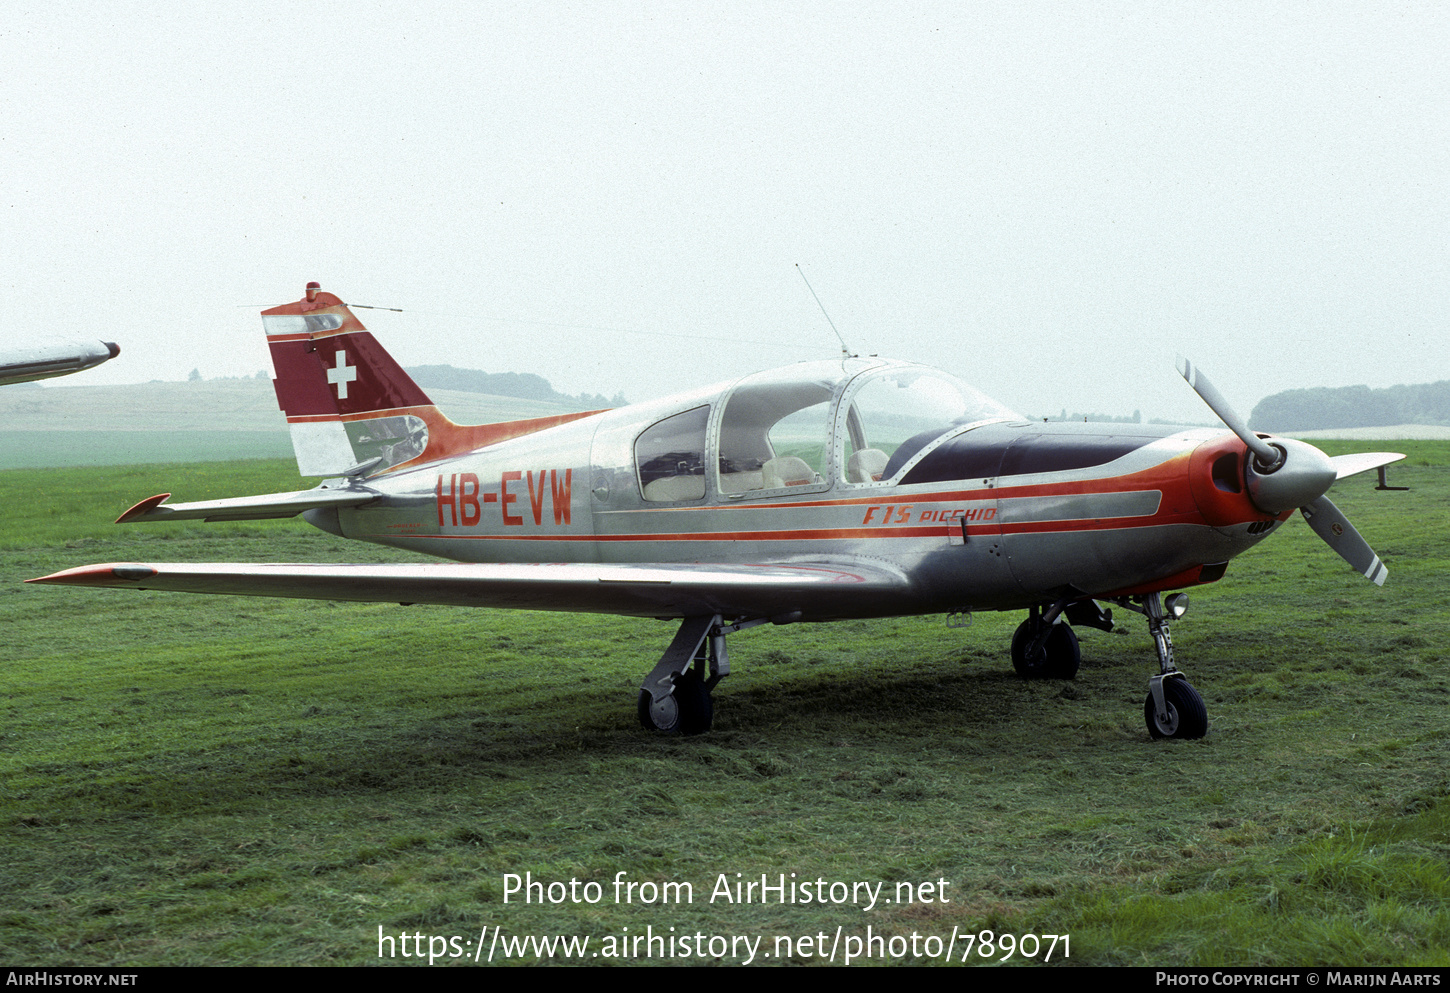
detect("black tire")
(1010, 619), (1081, 679)
(1144, 678), (1208, 740)
(637, 669), (713, 735)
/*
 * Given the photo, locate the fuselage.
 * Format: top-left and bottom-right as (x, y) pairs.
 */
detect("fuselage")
(307, 359), (1281, 620)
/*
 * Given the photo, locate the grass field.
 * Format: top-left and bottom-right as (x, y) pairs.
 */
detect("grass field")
(2, 445), (1448, 966)
(0, 380), (585, 470)
(0, 431), (297, 470)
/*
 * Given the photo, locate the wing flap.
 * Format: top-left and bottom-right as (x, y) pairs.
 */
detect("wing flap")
(29, 560), (913, 620)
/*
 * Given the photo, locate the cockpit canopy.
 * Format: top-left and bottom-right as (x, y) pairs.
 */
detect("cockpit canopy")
(634, 359), (1020, 502)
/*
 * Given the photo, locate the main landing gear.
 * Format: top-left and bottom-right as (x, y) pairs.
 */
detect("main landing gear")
(1108, 591), (1208, 740)
(1010, 602), (1081, 679)
(638, 614), (764, 735)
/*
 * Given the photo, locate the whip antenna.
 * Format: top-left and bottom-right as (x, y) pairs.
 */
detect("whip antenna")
(796, 264), (854, 358)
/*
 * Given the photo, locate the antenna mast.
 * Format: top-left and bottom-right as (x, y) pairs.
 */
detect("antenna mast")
(796, 264), (854, 358)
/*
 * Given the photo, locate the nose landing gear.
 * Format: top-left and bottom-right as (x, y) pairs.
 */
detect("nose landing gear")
(1111, 591), (1208, 740)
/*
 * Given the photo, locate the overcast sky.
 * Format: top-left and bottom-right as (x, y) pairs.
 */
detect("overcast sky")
(4, 2), (1445, 423)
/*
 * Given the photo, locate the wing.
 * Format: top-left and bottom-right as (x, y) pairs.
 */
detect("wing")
(28, 560), (914, 621)
(1328, 452), (1405, 480)
(0, 339), (119, 386)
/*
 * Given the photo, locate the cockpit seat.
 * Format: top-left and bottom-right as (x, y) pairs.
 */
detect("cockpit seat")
(761, 456), (817, 489)
(642, 475), (706, 502)
(846, 448), (888, 483)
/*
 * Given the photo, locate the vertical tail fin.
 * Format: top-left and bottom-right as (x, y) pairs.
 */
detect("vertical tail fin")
(263, 283), (434, 476)
(263, 283), (607, 477)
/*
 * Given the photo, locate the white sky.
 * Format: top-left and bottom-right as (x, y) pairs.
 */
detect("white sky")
(3, 2), (1445, 423)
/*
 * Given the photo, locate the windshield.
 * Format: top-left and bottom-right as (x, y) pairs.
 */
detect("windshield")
(842, 369), (1019, 482)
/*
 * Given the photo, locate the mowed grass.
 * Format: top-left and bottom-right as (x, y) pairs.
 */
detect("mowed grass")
(2, 445), (1448, 966)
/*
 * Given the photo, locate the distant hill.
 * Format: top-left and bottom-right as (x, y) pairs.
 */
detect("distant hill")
(3, 377), (589, 433)
(1, 377), (600, 469)
(408, 364), (623, 410)
(1249, 381), (1450, 433)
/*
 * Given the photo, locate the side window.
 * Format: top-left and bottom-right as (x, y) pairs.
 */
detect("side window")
(636, 406), (709, 502)
(766, 400), (831, 482)
(718, 384), (833, 496)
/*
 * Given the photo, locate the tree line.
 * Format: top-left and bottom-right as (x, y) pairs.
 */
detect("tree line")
(1249, 381), (1450, 432)
(407, 364), (625, 411)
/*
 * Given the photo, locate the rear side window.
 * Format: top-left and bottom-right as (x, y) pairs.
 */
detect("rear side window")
(636, 406), (709, 502)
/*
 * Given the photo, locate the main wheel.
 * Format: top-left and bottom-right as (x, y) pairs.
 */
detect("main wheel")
(637, 669), (713, 735)
(1144, 678), (1208, 740)
(1010, 619), (1081, 679)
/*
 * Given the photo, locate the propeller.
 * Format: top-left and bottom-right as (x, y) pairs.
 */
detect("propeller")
(1176, 357), (1283, 472)
(1301, 495), (1389, 586)
(1176, 356), (1391, 585)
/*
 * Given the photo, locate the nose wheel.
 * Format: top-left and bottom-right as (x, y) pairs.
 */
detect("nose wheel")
(1111, 591), (1210, 740)
(1144, 675), (1207, 740)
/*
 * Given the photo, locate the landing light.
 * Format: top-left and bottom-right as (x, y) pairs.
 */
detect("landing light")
(1166, 593), (1190, 619)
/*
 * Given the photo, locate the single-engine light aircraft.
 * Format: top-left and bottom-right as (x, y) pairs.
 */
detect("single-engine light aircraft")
(31, 283), (1405, 739)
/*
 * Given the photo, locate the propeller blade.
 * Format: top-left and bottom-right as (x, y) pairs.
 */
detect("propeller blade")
(1300, 495), (1388, 586)
(1176, 356), (1281, 469)
(1329, 451), (1406, 481)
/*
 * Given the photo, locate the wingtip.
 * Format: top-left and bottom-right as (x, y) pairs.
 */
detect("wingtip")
(116, 493), (172, 524)
(28, 564), (158, 586)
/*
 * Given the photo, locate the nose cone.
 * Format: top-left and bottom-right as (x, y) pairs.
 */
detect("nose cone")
(1246, 438), (1338, 514)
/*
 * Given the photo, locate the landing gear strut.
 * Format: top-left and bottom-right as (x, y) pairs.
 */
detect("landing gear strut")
(1109, 592), (1208, 740)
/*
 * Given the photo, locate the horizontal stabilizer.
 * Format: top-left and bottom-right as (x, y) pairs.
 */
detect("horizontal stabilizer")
(116, 487), (378, 524)
(29, 560), (912, 621)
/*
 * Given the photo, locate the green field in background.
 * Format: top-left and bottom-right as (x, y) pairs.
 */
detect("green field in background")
(1, 430), (294, 470)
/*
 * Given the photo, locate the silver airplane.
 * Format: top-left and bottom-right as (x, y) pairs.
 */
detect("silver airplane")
(1, 338), (119, 386)
(30, 283), (1404, 739)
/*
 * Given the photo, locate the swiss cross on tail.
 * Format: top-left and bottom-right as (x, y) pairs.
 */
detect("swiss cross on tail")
(326, 350), (357, 399)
